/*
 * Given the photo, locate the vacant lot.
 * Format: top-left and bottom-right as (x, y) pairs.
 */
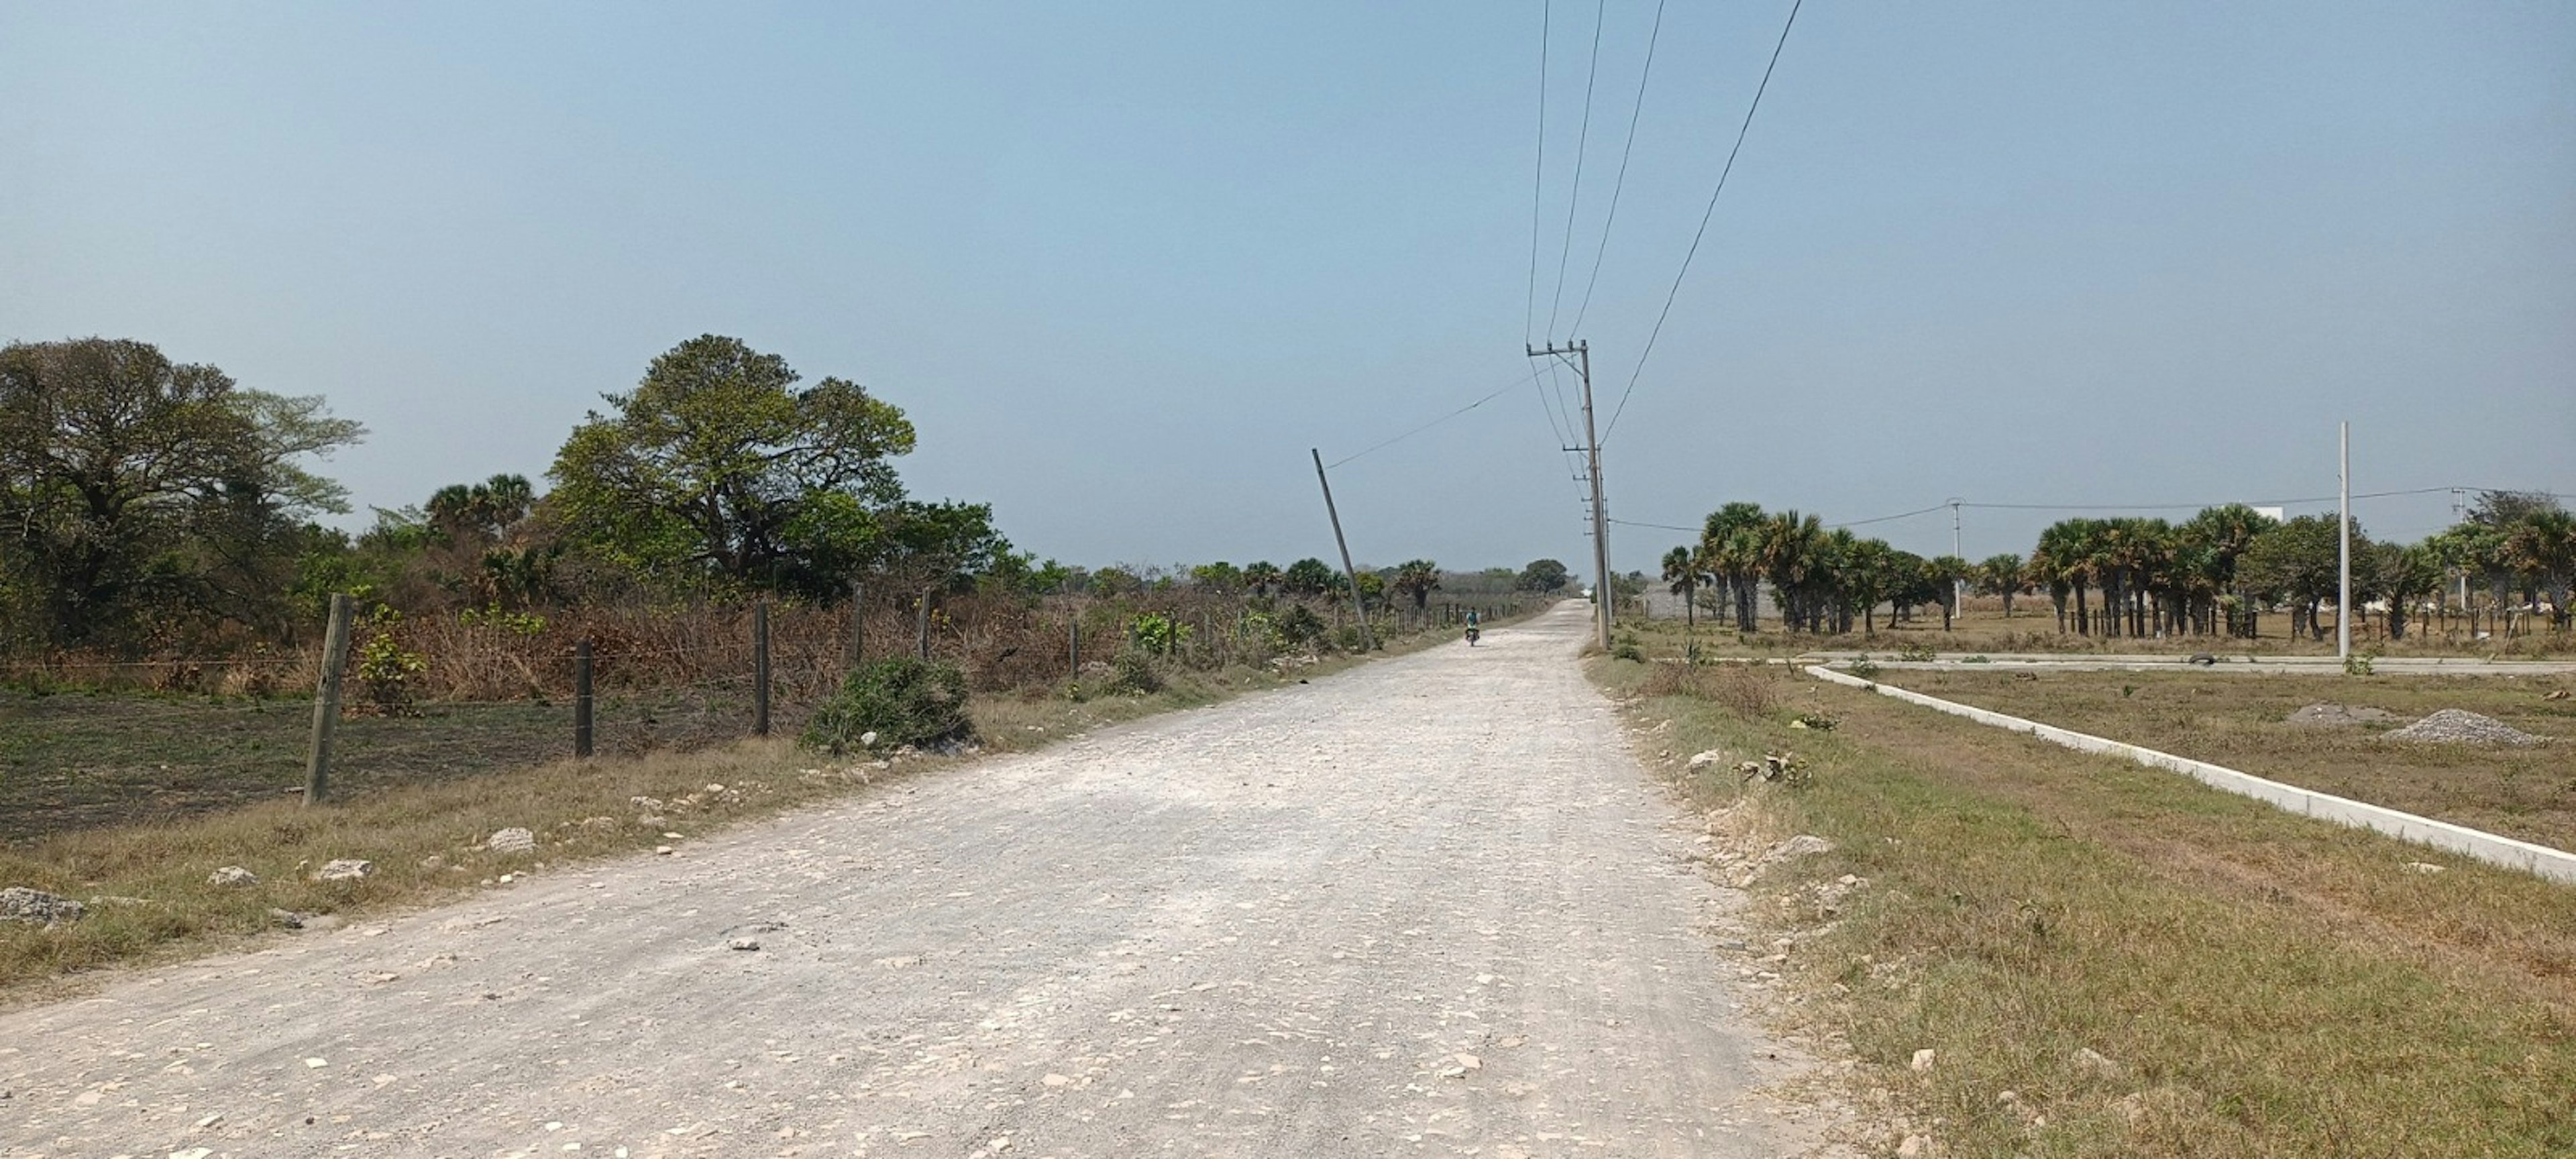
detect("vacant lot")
(1598, 657), (2576, 1157)
(1889, 669), (2576, 852)
(1621, 602), (2573, 660)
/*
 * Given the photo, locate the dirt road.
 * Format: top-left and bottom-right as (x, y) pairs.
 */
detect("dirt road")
(1, 603), (1844, 1158)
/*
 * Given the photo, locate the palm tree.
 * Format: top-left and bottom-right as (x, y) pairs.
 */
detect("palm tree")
(1391, 559), (1442, 623)
(1976, 553), (2027, 619)
(1662, 546), (1699, 625)
(1699, 502), (1766, 632)
(1242, 561), (1282, 599)
(1758, 510), (1825, 632)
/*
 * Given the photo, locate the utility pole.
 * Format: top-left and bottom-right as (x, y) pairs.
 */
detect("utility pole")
(2338, 421), (2351, 661)
(1311, 449), (1375, 650)
(1529, 339), (1611, 650)
(1949, 497), (1966, 616)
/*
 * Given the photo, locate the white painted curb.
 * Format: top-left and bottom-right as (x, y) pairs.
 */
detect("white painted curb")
(1805, 665), (2576, 885)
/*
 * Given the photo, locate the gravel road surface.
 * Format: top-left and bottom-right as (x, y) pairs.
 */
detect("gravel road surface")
(1, 604), (1845, 1158)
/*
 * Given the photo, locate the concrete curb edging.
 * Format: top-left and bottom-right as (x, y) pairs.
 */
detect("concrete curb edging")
(1803, 664), (2576, 885)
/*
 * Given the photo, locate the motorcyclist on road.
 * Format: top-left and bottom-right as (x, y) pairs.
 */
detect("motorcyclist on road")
(1464, 608), (1481, 647)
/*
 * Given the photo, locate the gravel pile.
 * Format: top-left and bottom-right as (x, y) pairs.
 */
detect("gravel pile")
(2385, 709), (2550, 747)
(2288, 703), (2398, 727)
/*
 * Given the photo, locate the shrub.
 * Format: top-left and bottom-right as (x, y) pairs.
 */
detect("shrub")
(802, 656), (973, 754)
(1273, 604), (1327, 648)
(354, 614), (427, 714)
(1612, 632), (1645, 663)
(1107, 649), (1163, 695)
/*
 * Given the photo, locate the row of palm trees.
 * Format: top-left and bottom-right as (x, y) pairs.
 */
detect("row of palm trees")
(1661, 492), (2575, 639)
(1662, 503), (1970, 638)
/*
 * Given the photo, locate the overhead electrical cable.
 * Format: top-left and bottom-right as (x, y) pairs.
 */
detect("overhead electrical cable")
(1543, 0), (1609, 340)
(1326, 366), (1546, 469)
(1524, 0), (1552, 344)
(1568, 0), (1668, 337)
(1602, 0), (1804, 439)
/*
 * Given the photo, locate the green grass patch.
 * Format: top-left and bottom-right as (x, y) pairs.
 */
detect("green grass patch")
(1595, 655), (2576, 1157)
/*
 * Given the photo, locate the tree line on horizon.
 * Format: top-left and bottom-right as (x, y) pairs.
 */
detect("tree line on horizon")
(1658, 493), (2574, 641)
(1, 335), (1568, 660)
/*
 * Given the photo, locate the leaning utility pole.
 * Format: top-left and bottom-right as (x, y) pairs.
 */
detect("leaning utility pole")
(1311, 449), (1375, 650)
(1528, 339), (1611, 650)
(2338, 421), (2351, 661)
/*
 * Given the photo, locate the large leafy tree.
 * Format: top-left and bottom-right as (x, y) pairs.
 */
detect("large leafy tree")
(1517, 557), (1570, 593)
(1975, 553), (2028, 618)
(548, 335), (916, 596)
(2238, 514), (2364, 640)
(2500, 506), (2575, 629)
(0, 337), (362, 647)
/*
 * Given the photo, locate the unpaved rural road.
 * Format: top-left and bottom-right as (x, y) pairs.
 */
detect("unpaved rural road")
(1, 604), (1846, 1158)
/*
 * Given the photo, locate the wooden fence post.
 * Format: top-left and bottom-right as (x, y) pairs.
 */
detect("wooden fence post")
(574, 639), (594, 758)
(916, 591), (932, 660)
(847, 582), (865, 669)
(753, 600), (771, 737)
(302, 593), (354, 806)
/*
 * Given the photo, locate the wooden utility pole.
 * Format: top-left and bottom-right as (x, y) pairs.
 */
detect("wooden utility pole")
(1310, 448), (1374, 650)
(1529, 340), (1612, 649)
(302, 593), (354, 806)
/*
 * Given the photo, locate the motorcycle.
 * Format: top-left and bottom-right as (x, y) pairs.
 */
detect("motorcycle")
(1465, 625), (1481, 647)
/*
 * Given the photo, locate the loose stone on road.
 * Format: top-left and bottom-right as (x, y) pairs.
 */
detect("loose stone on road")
(0, 603), (1847, 1157)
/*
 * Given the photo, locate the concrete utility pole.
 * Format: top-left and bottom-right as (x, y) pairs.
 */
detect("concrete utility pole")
(2339, 421), (2351, 661)
(1528, 340), (1612, 650)
(1311, 449), (1375, 650)
(1949, 497), (1966, 614)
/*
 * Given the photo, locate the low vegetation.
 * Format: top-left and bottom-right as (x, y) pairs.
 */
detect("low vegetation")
(1598, 654), (2576, 1157)
(0, 606), (1534, 1003)
(1890, 669), (2576, 852)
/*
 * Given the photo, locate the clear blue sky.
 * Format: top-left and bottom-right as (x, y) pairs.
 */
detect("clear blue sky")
(5, 2), (2570, 575)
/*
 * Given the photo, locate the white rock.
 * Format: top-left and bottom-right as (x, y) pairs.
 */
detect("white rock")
(0, 887), (87, 924)
(859, 730), (879, 747)
(1910, 1048), (1937, 1073)
(2071, 1046), (2123, 1079)
(1896, 1134), (1933, 1158)
(1684, 750), (1724, 771)
(207, 866), (258, 887)
(311, 859), (372, 883)
(486, 828), (535, 854)
(728, 937), (761, 951)
(1769, 834), (1837, 862)
(1455, 1052), (1481, 1071)
(2403, 861), (2445, 875)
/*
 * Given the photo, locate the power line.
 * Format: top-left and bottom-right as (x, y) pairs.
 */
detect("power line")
(1603, 0), (1805, 439)
(1569, 0), (1667, 337)
(1833, 502), (1952, 529)
(1542, 0), (1608, 340)
(1523, 0), (1552, 344)
(1326, 366), (1540, 469)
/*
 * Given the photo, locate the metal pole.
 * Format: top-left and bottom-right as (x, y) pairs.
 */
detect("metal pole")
(1311, 448), (1375, 650)
(302, 592), (354, 806)
(2338, 421), (2351, 661)
(1576, 341), (1612, 650)
(574, 639), (594, 758)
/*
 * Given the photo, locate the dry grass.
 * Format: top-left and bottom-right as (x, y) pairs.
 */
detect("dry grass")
(1891, 669), (2576, 852)
(0, 604), (1538, 1003)
(1595, 653), (2576, 1157)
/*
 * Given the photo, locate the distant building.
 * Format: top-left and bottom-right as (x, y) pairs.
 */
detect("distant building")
(2253, 506), (2286, 522)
